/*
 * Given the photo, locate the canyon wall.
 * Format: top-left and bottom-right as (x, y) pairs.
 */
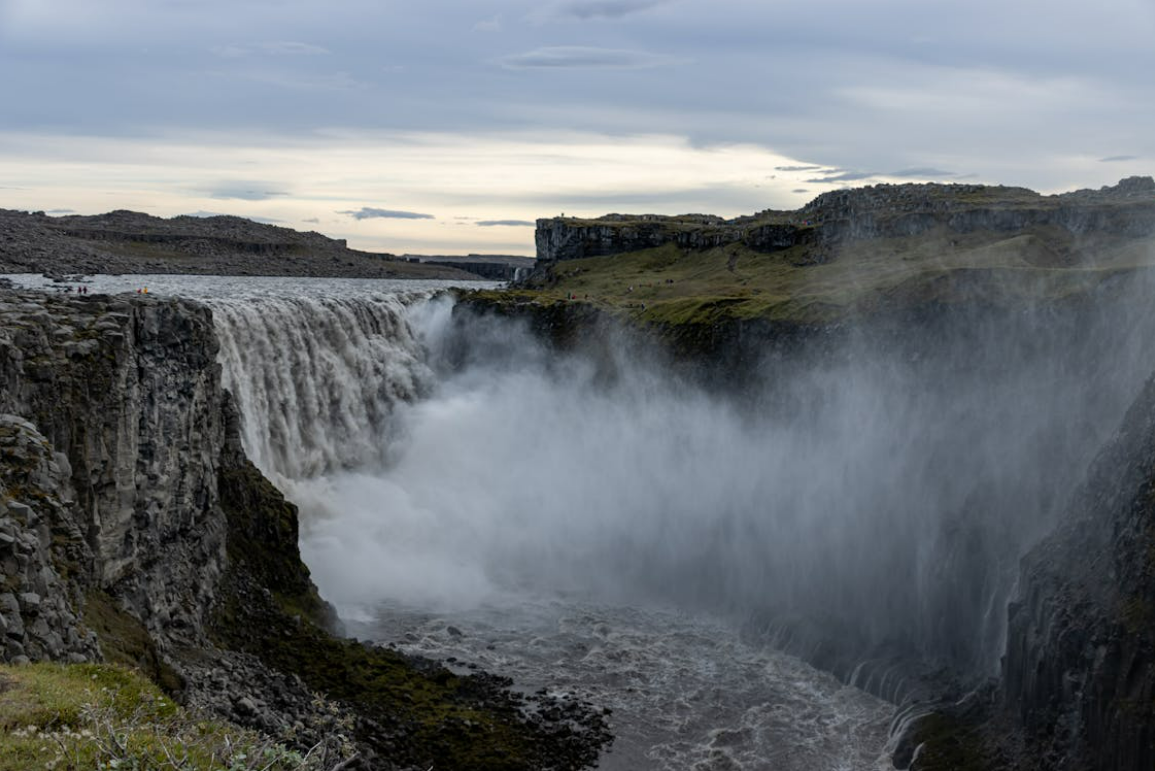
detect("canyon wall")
(0, 292), (228, 660)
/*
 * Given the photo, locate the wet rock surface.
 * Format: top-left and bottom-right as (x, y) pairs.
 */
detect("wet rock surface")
(901, 374), (1155, 770)
(993, 370), (1155, 771)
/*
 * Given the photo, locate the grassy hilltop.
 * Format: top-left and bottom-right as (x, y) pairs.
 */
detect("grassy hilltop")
(505, 178), (1155, 328)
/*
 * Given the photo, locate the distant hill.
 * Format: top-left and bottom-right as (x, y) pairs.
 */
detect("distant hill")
(0, 209), (488, 280)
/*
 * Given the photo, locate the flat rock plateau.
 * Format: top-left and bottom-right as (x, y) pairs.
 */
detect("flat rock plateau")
(0, 208), (485, 280)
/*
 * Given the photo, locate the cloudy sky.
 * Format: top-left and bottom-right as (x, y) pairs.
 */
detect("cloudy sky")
(1, 0), (1152, 255)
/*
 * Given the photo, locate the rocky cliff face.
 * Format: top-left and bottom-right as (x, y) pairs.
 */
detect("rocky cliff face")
(534, 215), (813, 264)
(534, 177), (1155, 264)
(0, 414), (101, 665)
(0, 292), (228, 654)
(900, 368), (1155, 771)
(997, 371), (1155, 771)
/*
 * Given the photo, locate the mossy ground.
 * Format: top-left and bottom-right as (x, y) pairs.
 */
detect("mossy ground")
(83, 590), (184, 695)
(0, 663), (310, 771)
(514, 229), (1155, 328)
(907, 712), (988, 771)
(212, 591), (546, 770)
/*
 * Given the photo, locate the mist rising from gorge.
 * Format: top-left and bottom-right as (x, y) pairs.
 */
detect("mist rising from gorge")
(212, 273), (1155, 677)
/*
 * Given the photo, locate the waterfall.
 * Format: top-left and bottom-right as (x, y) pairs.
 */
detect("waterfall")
(209, 292), (433, 481)
(203, 280), (1155, 683)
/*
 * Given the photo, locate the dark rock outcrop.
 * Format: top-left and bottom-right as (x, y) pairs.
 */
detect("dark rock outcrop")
(534, 214), (815, 264)
(995, 370), (1155, 771)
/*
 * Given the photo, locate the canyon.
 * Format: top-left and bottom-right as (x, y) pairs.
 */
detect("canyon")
(3, 178), (1155, 769)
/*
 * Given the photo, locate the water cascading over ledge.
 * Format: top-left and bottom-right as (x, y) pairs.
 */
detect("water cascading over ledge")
(210, 293), (434, 481)
(206, 283), (1155, 705)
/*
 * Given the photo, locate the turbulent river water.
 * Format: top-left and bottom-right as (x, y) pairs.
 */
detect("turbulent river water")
(5, 273), (902, 769)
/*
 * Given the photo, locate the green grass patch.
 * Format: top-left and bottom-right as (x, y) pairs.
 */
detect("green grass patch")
(0, 663), (323, 771)
(521, 231), (1155, 327)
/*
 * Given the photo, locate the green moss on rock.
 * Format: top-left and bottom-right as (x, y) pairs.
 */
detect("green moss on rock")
(908, 712), (988, 771)
(213, 452), (608, 770)
(83, 590), (184, 695)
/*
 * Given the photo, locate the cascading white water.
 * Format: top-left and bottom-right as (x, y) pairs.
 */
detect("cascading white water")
(251, 287), (1155, 681)
(211, 293), (431, 480)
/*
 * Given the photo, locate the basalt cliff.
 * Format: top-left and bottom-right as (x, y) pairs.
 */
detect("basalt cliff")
(0, 290), (609, 770)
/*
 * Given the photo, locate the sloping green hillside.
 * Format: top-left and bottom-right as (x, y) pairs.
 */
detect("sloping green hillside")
(516, 227), (1155, 326)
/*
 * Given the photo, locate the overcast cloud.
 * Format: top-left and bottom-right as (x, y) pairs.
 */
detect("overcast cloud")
(339, 207), (435, 221)
(550, 0), (671, 20)
(498, 46), (684, 70)
(1, 0), (1152, 254)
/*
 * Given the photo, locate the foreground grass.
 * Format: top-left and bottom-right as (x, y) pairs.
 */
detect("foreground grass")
(0, 664), (340, 771)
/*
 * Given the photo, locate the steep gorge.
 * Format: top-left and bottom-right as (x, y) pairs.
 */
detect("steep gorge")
(512, 177), (1155, 769)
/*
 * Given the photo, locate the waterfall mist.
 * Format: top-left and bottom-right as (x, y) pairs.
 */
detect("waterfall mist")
(210, 272), (1155, 678)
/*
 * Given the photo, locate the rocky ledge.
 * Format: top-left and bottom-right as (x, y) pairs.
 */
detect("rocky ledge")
(0, 289), (610, 770)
